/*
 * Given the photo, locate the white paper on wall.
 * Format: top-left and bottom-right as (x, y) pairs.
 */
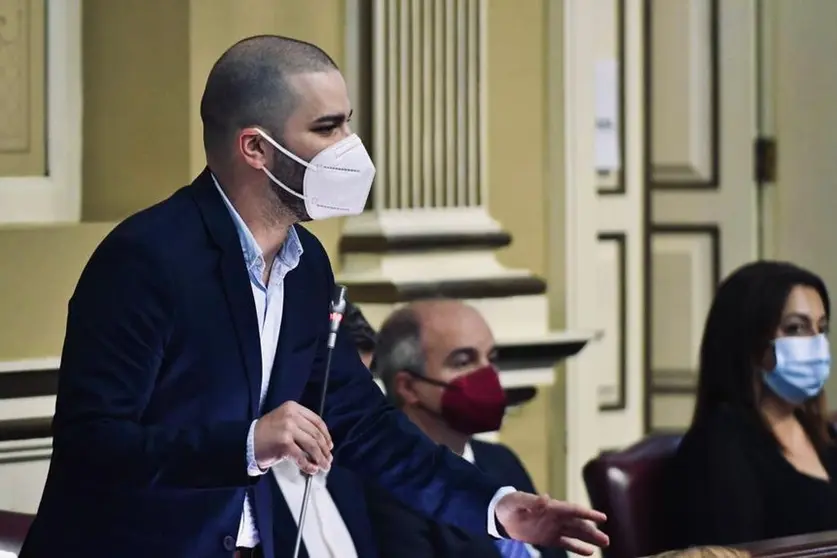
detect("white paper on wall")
(594, 58), (621, 173)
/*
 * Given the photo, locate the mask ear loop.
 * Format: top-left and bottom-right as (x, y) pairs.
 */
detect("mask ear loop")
(254, 128), (317, 170)
(253, 128), (311, 201)
(262, 165), (306, 201)
(400, 369), (450, 422)
(403, 369), (454, 390)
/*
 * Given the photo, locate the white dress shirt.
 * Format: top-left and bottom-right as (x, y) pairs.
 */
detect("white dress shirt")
(272, 461), (358, 558)
(214, 176), (515, 547)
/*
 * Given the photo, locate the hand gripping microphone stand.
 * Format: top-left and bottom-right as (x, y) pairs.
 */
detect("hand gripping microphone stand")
(291, 284), (348, 558)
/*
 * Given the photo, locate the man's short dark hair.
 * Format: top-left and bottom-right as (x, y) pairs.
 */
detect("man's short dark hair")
(371, 307), (426, 408)
(200, 35), (338, 157)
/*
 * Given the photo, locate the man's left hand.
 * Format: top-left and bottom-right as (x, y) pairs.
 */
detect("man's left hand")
(495, 492), (609, 556)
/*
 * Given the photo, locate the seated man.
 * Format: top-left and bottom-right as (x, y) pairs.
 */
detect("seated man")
(367, 299), (566, 558)
(268, 299), (379, 557)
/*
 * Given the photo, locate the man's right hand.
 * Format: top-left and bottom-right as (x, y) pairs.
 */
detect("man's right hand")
(253, 401), (333, 474)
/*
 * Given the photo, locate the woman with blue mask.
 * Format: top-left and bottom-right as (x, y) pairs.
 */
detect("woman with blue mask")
(668, 261), (837, 550)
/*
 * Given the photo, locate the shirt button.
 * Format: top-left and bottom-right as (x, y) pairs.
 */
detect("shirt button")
(222, 535), (236, 551)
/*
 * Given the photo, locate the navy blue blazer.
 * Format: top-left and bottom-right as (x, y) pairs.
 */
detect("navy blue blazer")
(20, 169), (502, 558)
(365, 440), (568, 558)
(270, 466), (378, 558)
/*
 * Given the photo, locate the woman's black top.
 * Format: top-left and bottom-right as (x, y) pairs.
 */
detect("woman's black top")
(669, 405), (837, 548)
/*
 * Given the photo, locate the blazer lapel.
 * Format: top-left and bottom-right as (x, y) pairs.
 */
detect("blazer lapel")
(190, 168), (262, 416)
(220, 250), (262, 416)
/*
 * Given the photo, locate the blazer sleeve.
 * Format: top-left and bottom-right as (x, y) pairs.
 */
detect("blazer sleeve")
(52, 234), (254, 489)
(674, 413), (765, 547)
(302, 248), (503, 536)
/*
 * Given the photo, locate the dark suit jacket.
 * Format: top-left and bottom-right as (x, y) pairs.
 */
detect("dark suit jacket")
(20, 169), (502, 558)
(366, 440), (568, 558)
(271, 465), (379, 558)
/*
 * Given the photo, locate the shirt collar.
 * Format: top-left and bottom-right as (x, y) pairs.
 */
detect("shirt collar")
(462, 442), (475, 464)
(211, 173), (303, 273)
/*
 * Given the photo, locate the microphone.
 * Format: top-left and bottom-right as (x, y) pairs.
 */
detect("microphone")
(292, 284), (348, 558)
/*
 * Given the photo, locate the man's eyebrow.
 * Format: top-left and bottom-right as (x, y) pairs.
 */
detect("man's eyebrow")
(311, 109), (353, 126)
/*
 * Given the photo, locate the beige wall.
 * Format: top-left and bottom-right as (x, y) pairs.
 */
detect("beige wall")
(485, 0), (547, 278)
(81, 0), (192, 221)
(0, 223), (113, 359)
(483, 0), (554, 494)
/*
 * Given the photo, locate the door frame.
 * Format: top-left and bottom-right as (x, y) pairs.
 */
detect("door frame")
(0, 0), (82, 225)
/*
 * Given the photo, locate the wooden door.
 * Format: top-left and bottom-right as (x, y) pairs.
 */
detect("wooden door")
(645, 0), (759, 432)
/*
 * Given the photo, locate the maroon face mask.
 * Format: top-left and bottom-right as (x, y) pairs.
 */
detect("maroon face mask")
(427, 366), (508, 435)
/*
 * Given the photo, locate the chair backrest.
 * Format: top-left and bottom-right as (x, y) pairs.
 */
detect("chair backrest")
(583, 434), (682, 558)
(0, 509), (34, 555)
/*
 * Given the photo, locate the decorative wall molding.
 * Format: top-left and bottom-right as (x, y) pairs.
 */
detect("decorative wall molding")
(596, 232), (628, 411)
(0, 0), (82, 224)
(346, 276), (547, 304)
(0, 441), (52, 465)
(652, 369), (698, 394)
(0, 417), (51, 443)
(340, 230), (511, 254)
(368, 0), (487, 211)
(0, 368), (58, 399)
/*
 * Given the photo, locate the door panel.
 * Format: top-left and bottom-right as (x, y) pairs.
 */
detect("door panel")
(588, 0), (645, 452)
(646, 0), (758, 431)
(557, 0), (646, 506)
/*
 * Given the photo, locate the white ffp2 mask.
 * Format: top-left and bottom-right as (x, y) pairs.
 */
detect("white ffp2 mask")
(256, 129), (375, 220)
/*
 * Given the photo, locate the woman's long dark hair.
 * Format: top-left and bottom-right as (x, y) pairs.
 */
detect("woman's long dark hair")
(693, 260), (832, 449)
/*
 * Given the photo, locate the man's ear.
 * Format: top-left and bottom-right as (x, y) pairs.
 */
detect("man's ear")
(393, 370), (420, 405)
(238, 128), (269, 170)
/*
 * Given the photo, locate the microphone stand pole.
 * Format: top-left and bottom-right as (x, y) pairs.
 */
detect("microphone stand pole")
(291, 286), (347, 558)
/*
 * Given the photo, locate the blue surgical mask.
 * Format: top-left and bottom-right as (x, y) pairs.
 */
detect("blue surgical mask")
(763, 334), (831, 405)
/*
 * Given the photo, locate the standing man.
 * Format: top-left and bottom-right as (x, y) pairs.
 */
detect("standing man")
(21, 35), (608, 558)
(367, 299), (567, 558)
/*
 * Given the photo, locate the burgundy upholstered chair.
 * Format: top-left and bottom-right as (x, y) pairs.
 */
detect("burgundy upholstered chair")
(583, 434), (682, 558)
(0, 509), (34, 556)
